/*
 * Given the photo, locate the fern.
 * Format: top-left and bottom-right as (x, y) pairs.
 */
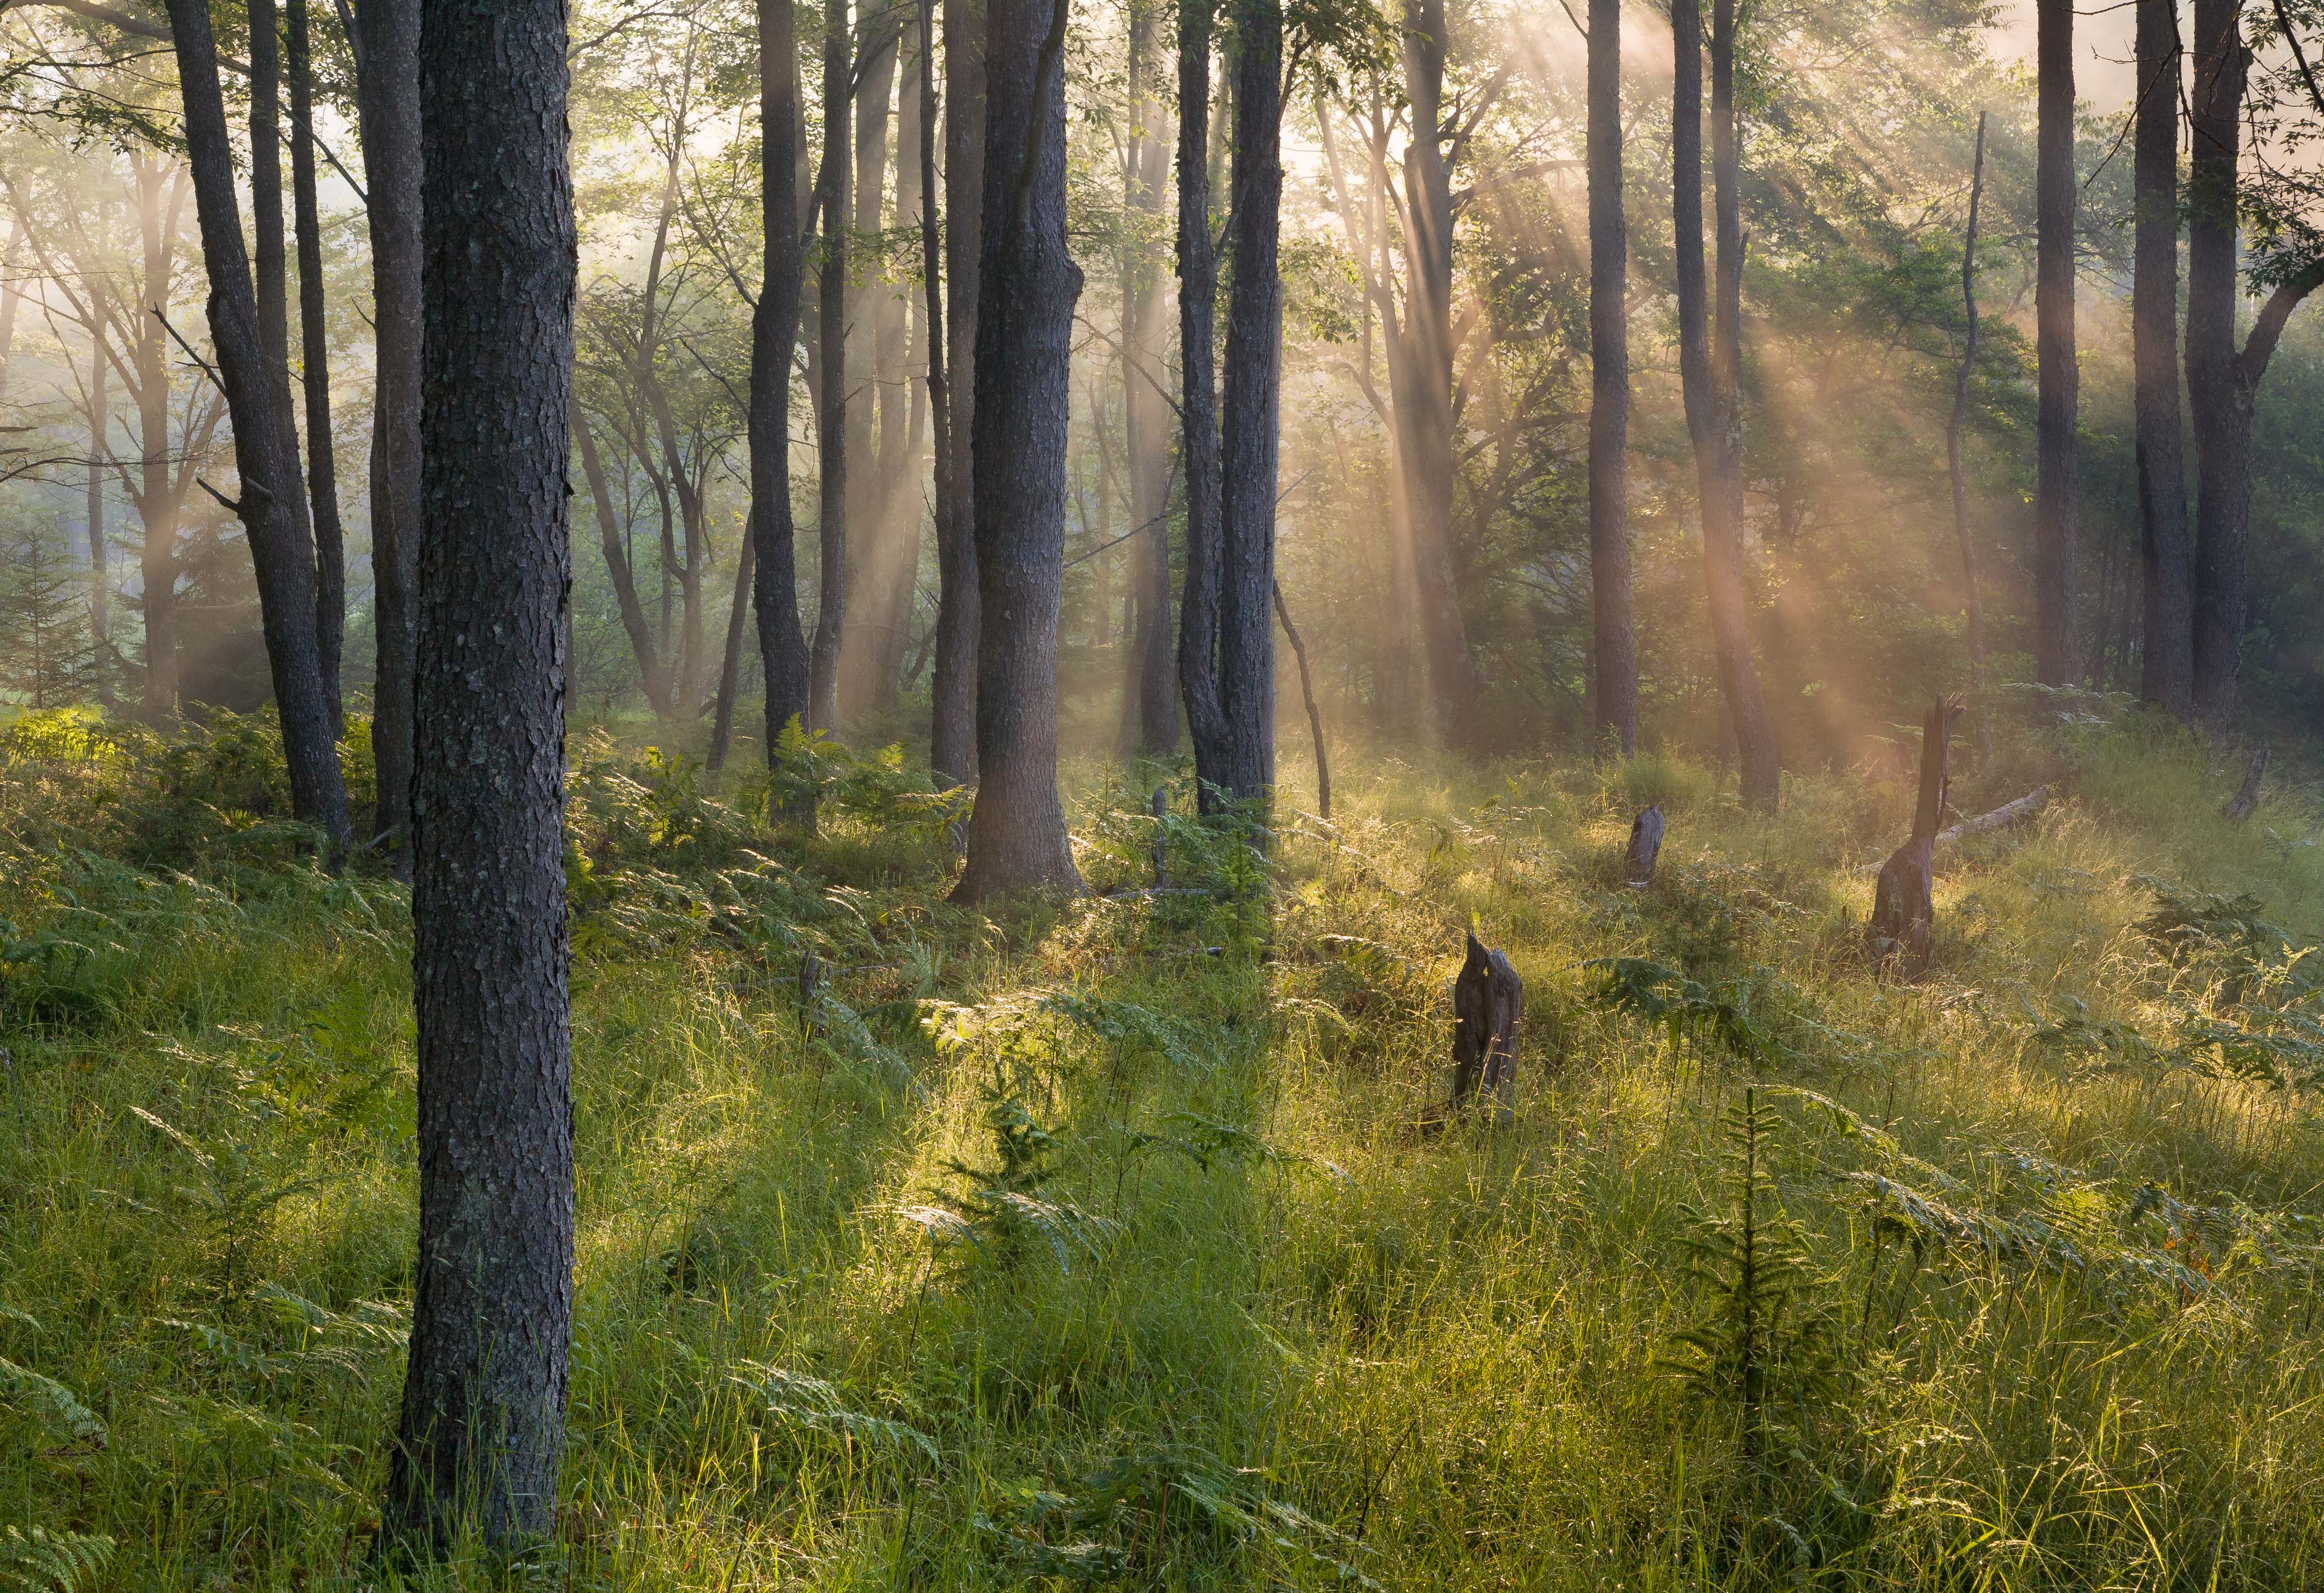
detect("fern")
(0, 1527), (114, 1593)
(731, 1364), (938, 1461)
(906, 1078), (1119, 1271)
(0, 1358), (105, 1448)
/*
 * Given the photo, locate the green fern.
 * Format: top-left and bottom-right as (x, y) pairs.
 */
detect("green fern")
(0, 1527), (114, 1593)
(0, 1358), (105, 1448)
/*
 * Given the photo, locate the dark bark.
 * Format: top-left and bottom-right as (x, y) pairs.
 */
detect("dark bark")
(160, 0), (350, 852)
(931, 0), (985, 784)
(354, 0), (420, 862)
(1673, 0), (1778, 811)
(1448, 932), (1522, 1124)
(1869, 695), (1963, 976)
(1949, 113), (1991, 753)
(249, 0), (295, 432)
(1400, 0), (1481, 749)
(708, 528), (756, 772)
(808, 0), (851, 732)
(289, 0), (344, 736)
(2187, 0), (2252, 725)
(386, 0), (575, 1545)
(1624, 804), (1663, 886)
(2222, 742), (2269, 821)
(2034, 0), (2078, 686)
(1118, 0), (1178, 757)
(2133, 0), (2192, 716)
(573, 406), (675, 719)
(754, 0), (815, 758)
(952, 0), (1083, 900)
(1207, 0), (1282, 804)
(1175, 0), (1226, 794)
(1586, 0), (1635, 756)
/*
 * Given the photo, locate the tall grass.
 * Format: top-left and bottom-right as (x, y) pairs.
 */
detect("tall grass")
(1, 706), (2321, 1588)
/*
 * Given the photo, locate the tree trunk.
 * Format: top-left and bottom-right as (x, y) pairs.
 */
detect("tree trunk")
(809, 0), (849, 733)
(87, 335), (109, 705)
(1587, 0), (1636, 756)
(573, 406), (675, 719)
(386, 0), (575, 1544)
(1949, 112), (1991, 754)
(249, 0), (296, 435)
(2133, 0), (2192, 716)
(1870, 695), (1962, 975)
(1207, 0), (1281, 804)
(1673, 0), (1778, 811)
(754, 0), (814, 758)
(354, 0), (421, 862)
(161, 0), (350, 853)
(2187, 0), (2249, 725)
(868, 10), (930, 712)
(837, 10), (901, 723)
(914, 0), (956, 748)
(0, 220), (20, 406)
(952, 0), (1083, 900)
(1118, 0), (1178, 757)
(931, 0), (985, 784)
(2034, 0), (2079, 686)
(1175, 0), (1228, 796)
(1400, 0), (1481, 749)
(708, 528), (756, 771)
(132, 159), (182, 722)
(1448, 932), (1522, 1123)
(289, 0), (344, 737)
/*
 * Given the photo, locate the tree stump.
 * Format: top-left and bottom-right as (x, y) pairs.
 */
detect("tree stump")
(1868, 694), (1963, 977)
(1150, 786), (1168, 885)
(2223, 745), (2270, 822)
(1450, 932), (1523, 1124)
(1624, 805), (1665, 887)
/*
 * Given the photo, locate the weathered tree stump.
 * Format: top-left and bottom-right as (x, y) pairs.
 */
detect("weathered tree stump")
(1450, 932), (1523, 1124)
(1151, 786), (1168, 885)
(1868, 694), (1963, 977)
(2223, 745), (2270, 822)
(1624, 805), (1665, 887)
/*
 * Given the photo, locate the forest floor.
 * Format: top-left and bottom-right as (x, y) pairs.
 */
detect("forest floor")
(3, 704), (2323, 1590)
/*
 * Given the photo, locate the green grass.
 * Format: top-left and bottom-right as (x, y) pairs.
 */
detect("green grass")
(3, 709), (2323, 1588)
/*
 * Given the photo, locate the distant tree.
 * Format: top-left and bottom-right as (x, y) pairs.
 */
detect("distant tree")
(287, 0), (344, 736)
(2033, 0), (2078, 686)
(931, 0), (987, 785)
(751, 0), (812, 754)
(0, 518), (93, 711)
(808, 0), (849, 733)
(2135, 0), (2192, 716)
(1118, 0), (1177, 758)
(1587, 0), (1636, 756)
(384, 0), (577, 1545)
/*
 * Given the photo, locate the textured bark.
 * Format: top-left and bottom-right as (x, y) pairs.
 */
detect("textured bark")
(1175, 0), (1226, 793)
(354, 0), (420, 860)
(809, 0), (850, 733)
(289, 0), (343, 735)
(952, 0), (1083, 900)
(1206, 0), (1282, 805)
(754, 0), (814, 757)
(2133, 0), (2192, 716)
(1949, 113), (1991, 752)
(1448, 932), (1522, 1124)
(1869, 695), (1962, 976)
(1587, 0), (1635, 756)
(573, 407), (675, 719)
(386, 0), (576, 1544)
(2034, 0), (2078, 686)
(1624, 804), (1663, 887)
(249, 0), (296, 433)
(931, 0), (985, 784)
(1118, 0), (1178, 756)
(2187, 0), (2251, 725)
(1673, 0), (1778, 811)
(161, 0), (350, 852)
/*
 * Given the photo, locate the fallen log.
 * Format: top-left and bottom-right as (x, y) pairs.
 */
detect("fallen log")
(1935, 784), (2050, 846)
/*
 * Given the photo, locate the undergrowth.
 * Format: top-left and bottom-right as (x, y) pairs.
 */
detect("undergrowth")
(1, 705), (2322, 1587)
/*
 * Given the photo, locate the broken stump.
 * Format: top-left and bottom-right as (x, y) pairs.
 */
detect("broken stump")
(1624, 806), (1665, 887)
(1450, 932), (1523, 1125)
(1867, 694), (1963, 977)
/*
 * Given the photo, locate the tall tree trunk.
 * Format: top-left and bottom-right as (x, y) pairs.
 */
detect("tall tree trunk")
(1586, 0), (1635, 755)
(809, 0), (850, 732)
(87, 337), (110, 706)
(2135, 0), (2193, 717)
(386, 0), (575, 1544)
(1949, 112), (1991, 756)
(354, 0), (421, 862)
(2187, 0), (2250, 725)
(132, 159), (182, 722)
(1673, 0), (1778, 810)
(573, 406), (675, 719)
(2034, 0), (2079, 685)
(837, 10), (900, 722)
(754, 0), (814, 758)
(249, 0), (297, 435)
(161, 0), (351, 852)
(931, 0), (984, 783)
(874, 10), (930, 709)
(1175, 0), (1227, 791)
(289, 0), (343, 737)
(708, 529), (756, 770)
(953, 0), (1083, 899)
(1118, 0), (1178, 756)
(1207, 0), (1281, 803)
(915, 0), (956, 749)
(1400, 0), (1480, 749)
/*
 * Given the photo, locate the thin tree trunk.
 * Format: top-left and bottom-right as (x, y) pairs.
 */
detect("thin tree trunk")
(1673, 0), (1778, 810)
(837, 9), (899, 722)
(914, 0), (956, 755)
(1949, 112), (1991, 756)
(354, 0), (420, 863)
(160, 0), (351, 852)
(1210, 0), (1281, 803)
(2034, 0), (2079, 686)
(132, 159), (182, 722)
(2187, 0), (2249, 725)
(249, 0), (297, 435)
(386, 0), (575, 1544)
(931, 0), (985, 784)
(708, 528), (756, 770)
(754, 0), (814, 759)
(87, 336), (110, 706)
(0, 220), (21, 406)
(573, 406), (675, 719)
(1175, 0), (1228, 790)
(1119, 0), (1178, 756)
(289, 0), (343, 737)
(953, 0), (1083, 899)
(2134, 0), (2192, 716)
(809, 0), (849, 733)
(1587, 0), (1635, 755)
